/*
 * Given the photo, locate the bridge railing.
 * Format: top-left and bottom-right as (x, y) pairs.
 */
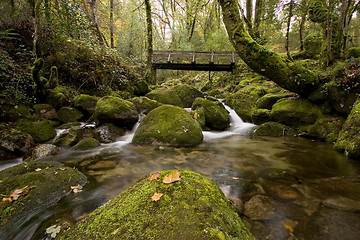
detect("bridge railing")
(153, 50), (239, 64)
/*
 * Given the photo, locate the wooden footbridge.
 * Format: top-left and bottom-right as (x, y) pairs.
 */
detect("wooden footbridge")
(152, 50), (240, 72)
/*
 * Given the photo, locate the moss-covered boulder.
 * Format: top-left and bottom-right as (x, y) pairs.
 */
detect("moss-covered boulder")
(133, 79), (150, 96)
(256, 93), (292, 110)
(57, 107), (84, 123)
(0, 161), (86, 237)
(192, 108), (206, 129)
(132, 105), (203, 147)
(0, 127), (34, 160)
(271, 99), (322, 127)
(47, 86), (77, 109)
(346, 47), (360, 59)
(72, 138), (100, 150)
(192, 98), (230, 130)
(94, 96), (138, 129)
(31, 144), (59, 160)
(0, 104), (32, 122)
(305, 116), (345, 143)
(33, 104), (58, 120)
(145, 88), (183, 107)
(334, 99), (360, 159)
(53, 126), (83, 147)
(251, 109), (272, 125)
(130, 96), (160, 114)
(74, 94), (99, 115)
(16, 119), (57, 143)
(58, 170), (254, 240)
(173, 84), (204, 108)
(252, 122), (296, 137)
(324, 81), (358, 115)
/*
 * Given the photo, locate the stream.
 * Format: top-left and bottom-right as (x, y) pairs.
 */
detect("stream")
(2, 105), (360, 240)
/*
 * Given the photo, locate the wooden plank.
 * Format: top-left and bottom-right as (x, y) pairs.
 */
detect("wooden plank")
(152, 62), (235, 71)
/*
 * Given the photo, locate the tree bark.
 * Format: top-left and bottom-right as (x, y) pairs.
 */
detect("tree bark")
(110, 0), (115, 48)
(285, 0), (294, 60)
(145, 0), (155, 84)
(246, 0), (253, 32)
(253, 0), (262, 38)
(33, 0), (44, 58)
(218, 0), (319, 96)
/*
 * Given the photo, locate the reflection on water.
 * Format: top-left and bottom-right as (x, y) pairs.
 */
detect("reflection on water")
(2, 134), (360, 239)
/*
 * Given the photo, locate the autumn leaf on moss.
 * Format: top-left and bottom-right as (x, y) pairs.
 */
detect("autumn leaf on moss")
(163, 171), (181, 184)
(151, 192), (163, 202)
(147, 172), (161, 181)
(1, 185), (36, 205)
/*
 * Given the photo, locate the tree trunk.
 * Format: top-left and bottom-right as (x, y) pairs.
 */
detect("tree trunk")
(110, 0), (115, 48)
(299, 10), (307, 51)
(218, 0), (319, 96)
(88, 0), (105, 45)
(285, 0), (294, 60)
(253, 0), (262, 38)
(33, 0), (44, 58)
(246, 0), (253, 32)
(145, 0), (155, 84)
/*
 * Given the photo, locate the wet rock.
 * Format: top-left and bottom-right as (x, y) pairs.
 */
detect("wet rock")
(244, 195), (276, 220)
(53, 126), (83, 147)
(294, 208), (360, 240)
(130, 96), (160, 114)
(262, 182), (301, 200)
(334, 98), (360, 159)
(256, 93), (292, 109)
(16, 119), (56, 143)
(57, 107), (84, 123)
(72, 138), (100, 150)
(305, 116), (345, 143)
(271, 98), (322, 127)
(94, 96), (138, 129)
(252, 122), (296, 137)
(251, 109), (272, 125)
(33, 104), (57, 120)
(132, 105), (203, 147)
(192, 108), (206, 129)
(242, 218), (274, 240)
(58, 170), (254, 240)
(172, 84), (204, 107)
(57, 122), (81, 129)
(0, 161), (86, 239)
(87, 160), (117, 170)
(191, 97), (230, 130)
(259, 168), (299, 183)
(145, 88), (183, 107)
(31, 144), (59, 160)
(0, 127), (34, 160)
(74, 94), (99, 115)
(94, 123), (125, 143)
(322, 196), (360, 212)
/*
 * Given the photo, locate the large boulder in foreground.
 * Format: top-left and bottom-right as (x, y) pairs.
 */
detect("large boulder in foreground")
(94, 96), (138, 129)
(191, 98), (230, 130)
(59, 170), (254, 240)
(132, 105), (203, 147)
(334, 99), (360, 159)
(0, 161), (86, 238)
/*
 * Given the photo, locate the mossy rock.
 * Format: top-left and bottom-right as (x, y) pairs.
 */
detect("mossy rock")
(0, 127), (34, 160)
(132, 105), (203, 147)
(0, 104), (32, 122)
(251, 109), (272, 125)
(47, 86), (77, 109)
(192, 108), (206, 129)
(130, 97), (160, 114)
(334, 99), (360, 159)
(33, 104), (58, 120)
(57, 107), (84, 123)
(256, 93), (292, 109)
(74, 94), (99, 115)
(252, 122), (296, 137)
(145, 88), (183, 107)
(53, 126), (83, 147)
(324, 81), (358, 115)
(16, 119), (57, 143)
(305, 116), (345, 143)
(31, 144), (60, 160)
(271, 99), (322, 127)
(58, 170), (254, 240)
(94, 96), (138, 129)
(173, 84), (204, 108)
(72, 138), (100, 150)
(192, 98), (230, 130)
(0, 161), (86, 237)
(133, 80), (150, 96)
(346, 47), (360, 59)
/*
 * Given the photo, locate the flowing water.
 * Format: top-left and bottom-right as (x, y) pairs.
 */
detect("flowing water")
(2, 105), (360, 240)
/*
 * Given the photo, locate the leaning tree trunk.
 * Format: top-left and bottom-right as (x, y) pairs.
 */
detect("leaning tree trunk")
(218, 0), (319, 96)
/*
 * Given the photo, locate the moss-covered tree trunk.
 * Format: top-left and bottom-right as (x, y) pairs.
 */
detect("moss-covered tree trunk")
(218, 0), (320, 96)
(145, 0), (155, 84)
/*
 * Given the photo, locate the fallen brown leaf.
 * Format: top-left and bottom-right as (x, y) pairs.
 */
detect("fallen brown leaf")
(163, 171), (181, 184)
(71, 184), (83, 194)
(1, 185), (37, 205)
(151, 192), (163, 202)
(147, 172), (161, 181)
(35, 168), (42, 172)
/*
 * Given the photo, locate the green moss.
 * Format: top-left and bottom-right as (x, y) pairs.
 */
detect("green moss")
(74, 94), (99, 114)
(251, 109), (272, 125)
(47, 86), (78, 109)
(172, 84), (204, 108)
(53, 126), (83, 147)
(271, 98), (322, 127)
(16, 119), (56, 143)
(57, 107), (84, 123)
(346, 47), (360, 59)
(334, 99), (360, 159)
(58, 170), (254, 240)
(0, 104), (32, 121)
(145, 88), (183, 107)
(72, 138), (100, 150)
(192, 98), (230, 130)
(0, 161), (86, 233)
(251, 122), (296, 137)
(133, 80), (150, 96)
(94, 96), (138, 128)
(324, 81), (358, 115)
(192, 108), (206, 129)
(306, 116), (345, 142)
(130, 97), (160, 114)
(256, 93), (292, 109)
(132, 105), (203, 147)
